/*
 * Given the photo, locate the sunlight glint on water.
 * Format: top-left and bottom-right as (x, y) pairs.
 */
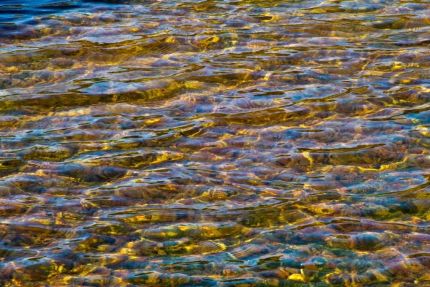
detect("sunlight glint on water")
(0, 0), (430, 286)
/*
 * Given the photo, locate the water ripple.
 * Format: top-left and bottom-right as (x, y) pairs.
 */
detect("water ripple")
(0, 0), (430, 286)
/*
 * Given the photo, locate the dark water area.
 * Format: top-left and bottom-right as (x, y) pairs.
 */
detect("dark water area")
(0, 0), (430, 286)
(0, 1), (82, 24)
(0, 0), (122, 33)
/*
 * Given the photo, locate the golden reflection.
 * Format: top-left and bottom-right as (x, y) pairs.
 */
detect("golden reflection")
(0, 0), (429, 286)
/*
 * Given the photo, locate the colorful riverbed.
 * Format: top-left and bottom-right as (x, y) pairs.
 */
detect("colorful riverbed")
(0, 0), (429, 286)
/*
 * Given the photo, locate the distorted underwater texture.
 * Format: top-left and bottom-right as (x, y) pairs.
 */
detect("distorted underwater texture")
(0, 0), (430, 286)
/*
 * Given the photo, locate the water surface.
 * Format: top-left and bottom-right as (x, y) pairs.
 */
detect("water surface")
(0, 0), (430, 286)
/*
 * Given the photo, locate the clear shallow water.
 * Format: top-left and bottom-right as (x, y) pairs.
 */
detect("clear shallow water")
(0, 0), (430, 286)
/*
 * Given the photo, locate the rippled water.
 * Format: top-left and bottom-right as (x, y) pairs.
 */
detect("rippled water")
(0, 0), (430, 286)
